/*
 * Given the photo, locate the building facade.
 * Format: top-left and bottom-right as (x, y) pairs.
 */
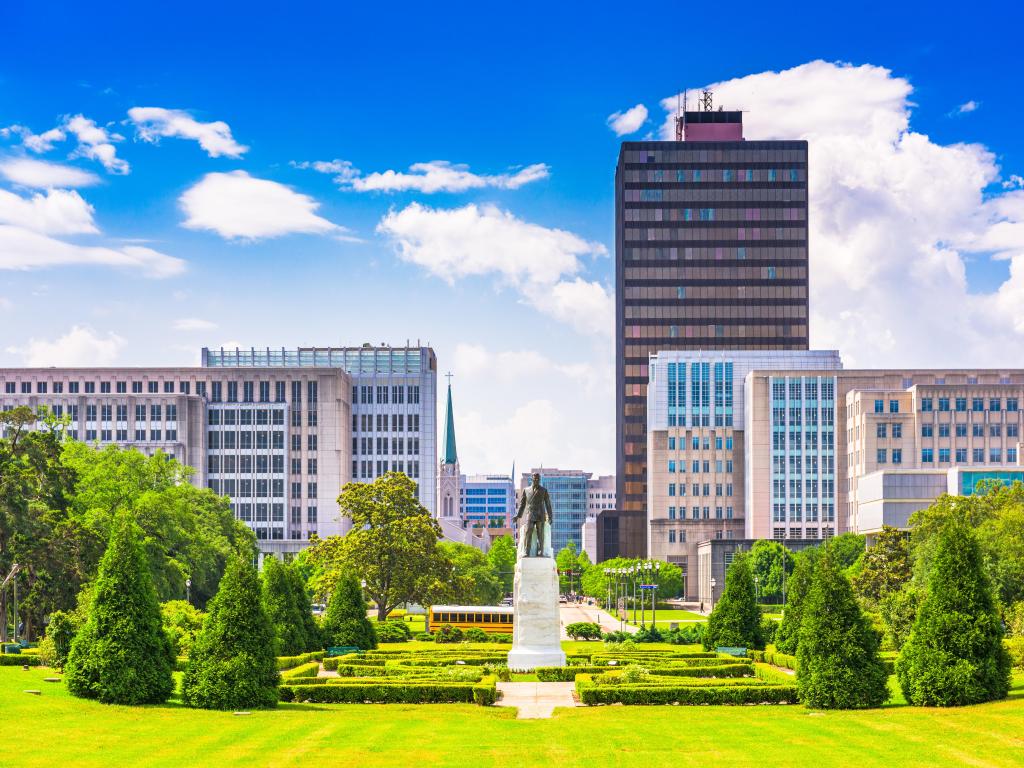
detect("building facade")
(616, 106), (810, 534)
(646, 350), (841, 596)
(521, 468), (590, 553)
(587, 474), (616, 513)
(461, 474), (515, 530)
(0, 366), (351, 554)
(202, 345), (437, 515)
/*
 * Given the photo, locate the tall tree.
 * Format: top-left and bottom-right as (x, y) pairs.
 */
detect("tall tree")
(306, 472), (449, 620)
(182, 556), (280, 710)
(775, 547), (819, 654)
(827, 532), (866, 571)
(65, 515), (174, 705)
(851, 526), (911, 605)
(796, 547), (888, 709)
(748, 539), (794, 602)
(261, 556), (307, 655)
(286, 562), (322, 652)
(703, 553), (764, 651)
(486, 535), (516, 594)
(897, 521), (1012, 706)
(320, 572), (377, 650)
(556, 540), (582, 593)
(439, 541), (503, 605)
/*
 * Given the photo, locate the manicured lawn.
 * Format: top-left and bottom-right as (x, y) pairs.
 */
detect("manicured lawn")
(4, 666), (1022, 768)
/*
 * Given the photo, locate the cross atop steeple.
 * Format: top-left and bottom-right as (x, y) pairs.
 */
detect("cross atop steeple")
(445, 371), (453, 385)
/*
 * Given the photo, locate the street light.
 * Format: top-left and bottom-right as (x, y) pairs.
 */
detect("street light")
(653, 561), (661, 627)
(185, 578), (192, 604)
(754, 574), (760, 603)
(710, 577), (717, 612)
(603, 568), (611, 612)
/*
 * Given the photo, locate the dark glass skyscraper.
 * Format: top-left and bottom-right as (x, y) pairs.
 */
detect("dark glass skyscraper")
(615, 109), (809, 530)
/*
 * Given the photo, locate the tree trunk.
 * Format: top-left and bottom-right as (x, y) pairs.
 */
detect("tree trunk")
(376, 605), (389, 622)
(0, 591), (7, 643)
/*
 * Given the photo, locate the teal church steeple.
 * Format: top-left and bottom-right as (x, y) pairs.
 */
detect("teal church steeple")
(442, 378), (458, 465)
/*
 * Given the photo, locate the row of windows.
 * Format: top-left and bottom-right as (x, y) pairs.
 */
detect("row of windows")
(771, 479), (836, 498)
(771, 503), (837, 522)
(920, 397), (1018, 413)
(665, 505), (735, 520)
(667, 483), (734, 497)
(626, 305), (808, 321)
(917, 423), (1019, 438)
(667, 435), (735, 451)
(207, 431), (288, 450)
(71, 429), (178, 443)
(624, 207), (805, 223)
(624, 245), (806, 263)
(353, 385), (421, 406)
(770, 380), (837, 402)
(667, 459), (736, 474)
(209, 409), (286, 426)
(353, 436), (421, 455)
(626, 323), (806, 341)
(4, 379), (193, 395)
(354, 460), (422, 480)
(8, 403), (179, 423)
(769, 431), (837, 451)
(772, 455), (834, 475)
(772, 527), (835, 540)
(352, 413), (422, 433)
(625, 226), (807, 242)
(911, 448), (1019, 465)
(209, 455), (292, 474)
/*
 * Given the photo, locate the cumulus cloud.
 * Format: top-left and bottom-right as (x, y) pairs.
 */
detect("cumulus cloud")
(1003, 174), (1024, 190)
(63, 115), (129, 174)
(0, 188), (97, 235)
(658, 60), (1024, 367)
(607, 104), (648, 136)
(179, 171), (344, 240)
(955, 100), (980, 115)
(0, 225), (184, 277)
(295, 159), (549, 193)
(1, 125), (67, 153)
(9, 325), (125, 366)
(377, 202), (610, 335)
(173, 317), (217, 331)
(128, 107), (248, 158)
(0, 157), (101, 188)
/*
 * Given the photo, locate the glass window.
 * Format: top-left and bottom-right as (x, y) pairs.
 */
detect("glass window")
(921, 448), (933, 463)
(892, 423), (902, 438)
(892, 449), (902, 464)
(876, 424), (887, 439)
(874, 400), (884, 413)
(921, 398), (933, 412)
(876, 449), (886, 464)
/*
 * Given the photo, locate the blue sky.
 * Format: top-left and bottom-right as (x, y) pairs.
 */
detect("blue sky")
(3, 1), (1024, 475)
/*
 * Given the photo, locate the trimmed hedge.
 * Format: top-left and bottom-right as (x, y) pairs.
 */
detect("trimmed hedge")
(575, 674), (797, 705)
(276, 651), (324, 670)
(536, 663), (753, 682)
(0, 654), (41, 666)
(280, 676), (496, 705)
(748, 648), (895, 675)
(281, 662), (320, 679)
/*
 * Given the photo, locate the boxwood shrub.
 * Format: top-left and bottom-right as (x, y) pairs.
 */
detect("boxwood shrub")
(279, 679), (484, 704)
(574, 674), (797, 705)
(0, 654), (41, 666)
(281, 662), (320, 679)
(536, 663), (753, 682)
(276, 651), (324, 670)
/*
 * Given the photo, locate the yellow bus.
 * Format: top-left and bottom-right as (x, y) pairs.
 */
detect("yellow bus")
(427, 605), (514, 635)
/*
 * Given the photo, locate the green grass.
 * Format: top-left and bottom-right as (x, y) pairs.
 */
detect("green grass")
(2, 667), (1023, 767)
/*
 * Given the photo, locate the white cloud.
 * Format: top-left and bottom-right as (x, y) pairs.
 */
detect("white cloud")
(0, 125), (67, 153)
(657, 60), (1024, 367)
(607, 104), (648, 136)
(0, 225), (185, 277)
(173, 317), (217, 331)
(296, 159), (549, 193)
(377, 202), (610, 335)
(0, 188), (97, 235)
(9, 325), (125, 366)
(179, 171), (344, 240)
(0, 157), (101, 188)
(1003, 174), (1024, 190)
(64, 115), (129, 174)
(955, 100), (980, 115)
(127, 107), (248, 158)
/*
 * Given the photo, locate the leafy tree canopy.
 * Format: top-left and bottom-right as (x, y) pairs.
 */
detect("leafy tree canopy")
(703, 553), (764, 651)
(748, 539), (794, 601)
(851, 526), (911, 605)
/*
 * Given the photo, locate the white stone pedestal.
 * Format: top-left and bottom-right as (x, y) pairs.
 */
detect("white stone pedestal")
(507, 556), (566, 671)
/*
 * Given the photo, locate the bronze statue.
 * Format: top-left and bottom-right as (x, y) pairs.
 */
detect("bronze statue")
(515, 472), (553, 558)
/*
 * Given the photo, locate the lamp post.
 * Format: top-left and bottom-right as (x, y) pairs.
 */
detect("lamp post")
(618, 568), (626, 632)
(185, 578), (191, 605)
(653, 561), (661, 628)
(603, 568), (611, 612)
(754, 574), (760, 603)
(710, 577), (717, 612)
(631, 565), (638, 626)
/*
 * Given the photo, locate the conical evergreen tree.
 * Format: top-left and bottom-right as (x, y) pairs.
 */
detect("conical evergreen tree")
(775, 548), (818, 654)
(796, 546), (888, 709)
(261, 556), (306, 655)
(65, 515), (174, 704)
(182, 556), (280, 710)
(321, 572), (377, 650)
(702, 553), (765, 651)
(286, 562), (322, 652)
(896, 521), (1011, 706)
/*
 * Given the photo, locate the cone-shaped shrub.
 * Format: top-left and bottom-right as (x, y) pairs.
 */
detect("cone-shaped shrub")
(182, 556), (280, 710)
(261, 556), (306, 655)
(321, 572), (377, 650)
(796, 547), (888, 709)
(896, 522), (1012, 706)
(703, 553), (764, 651)
(775, 548), (818, 654)
(287, 564), (323, 652)
(65, 515), (174, 704)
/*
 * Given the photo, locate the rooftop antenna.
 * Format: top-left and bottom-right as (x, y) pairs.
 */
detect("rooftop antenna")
(674, 89), (687, 141)
(699, 89), (713, 112)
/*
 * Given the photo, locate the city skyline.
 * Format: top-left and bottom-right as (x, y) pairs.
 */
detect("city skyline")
(3, 4), (1024, 477)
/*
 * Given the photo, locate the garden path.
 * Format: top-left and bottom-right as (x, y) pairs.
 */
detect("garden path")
(495, 681), (578, 719)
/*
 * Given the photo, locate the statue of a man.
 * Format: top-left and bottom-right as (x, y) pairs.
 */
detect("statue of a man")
(516, 472), (553, 558)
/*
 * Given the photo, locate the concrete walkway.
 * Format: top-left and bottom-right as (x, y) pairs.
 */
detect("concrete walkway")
(559, 602), (638, 635)
(495, 681), (578, 719)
